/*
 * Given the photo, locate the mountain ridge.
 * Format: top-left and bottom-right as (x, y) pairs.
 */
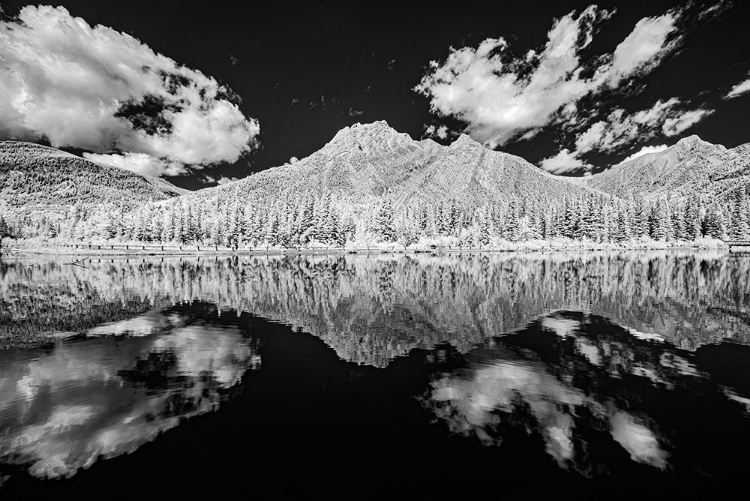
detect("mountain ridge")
(2, 121), (749, 245)
(0, 141), (187, 215)
(198, 120), (606, 213)
(587, 134), (750, 200)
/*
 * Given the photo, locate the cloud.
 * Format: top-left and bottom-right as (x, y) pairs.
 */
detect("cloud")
(202, 174), (240, 185)
(538, 100), (711, 173)
(0, 5), (259, 176)
(85, 152), (183, 177)
(415, 6), (685, 148)
(620, 144), (669, 163)
(539, 149), (590, 174)
(424, 124), (450, 140)
(662, 108), (713, 136)
(725, 75), (750, 99)
(605, 14), (681, 86)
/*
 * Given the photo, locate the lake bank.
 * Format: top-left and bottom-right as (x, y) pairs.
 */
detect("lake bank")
(1, 237), (733, 257)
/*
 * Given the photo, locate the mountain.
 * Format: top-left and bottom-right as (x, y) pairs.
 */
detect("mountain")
(4, 122), (748, 245)
(204, 121), (602, 210)
(587, 135), (750, 200)
(0, 141), (187, 214)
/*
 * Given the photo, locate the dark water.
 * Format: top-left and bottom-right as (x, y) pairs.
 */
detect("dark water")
(1, 251), (749, 498)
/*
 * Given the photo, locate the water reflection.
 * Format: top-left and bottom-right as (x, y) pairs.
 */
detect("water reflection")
(2, 251), (749, 367)
(0, 252), (749, 493)
(425, 310), (746, 473)
(0, 306), (258, 479)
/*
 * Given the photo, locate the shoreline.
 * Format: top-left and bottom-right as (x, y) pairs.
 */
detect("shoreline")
(1, 239), (738, 258)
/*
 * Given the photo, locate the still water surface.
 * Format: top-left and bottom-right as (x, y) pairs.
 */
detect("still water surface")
(0, 251), (749, 497)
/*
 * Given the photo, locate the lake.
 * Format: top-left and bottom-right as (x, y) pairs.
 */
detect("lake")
(1, 251), (749, 498)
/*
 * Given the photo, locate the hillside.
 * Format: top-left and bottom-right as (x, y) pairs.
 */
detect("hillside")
(587, 135), (750, 201)
(0, 141), (187, 214)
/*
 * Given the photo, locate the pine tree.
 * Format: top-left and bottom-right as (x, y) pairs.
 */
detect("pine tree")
(672, 198), (687, 240)
(478, 207), (491, 246)
(614, 210), (631, 242)
(703, 204), (726, 239)
(374, 197), (396, 242)
(685, 193), (702, 240)
(730, 188), (749, 240)
(560, 198), (575, 239)
(505, 200), (519, 241)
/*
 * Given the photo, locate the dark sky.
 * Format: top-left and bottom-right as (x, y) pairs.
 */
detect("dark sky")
(2, 0), (750, 189)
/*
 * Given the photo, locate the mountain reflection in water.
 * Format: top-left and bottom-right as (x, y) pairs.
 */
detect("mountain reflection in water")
(0, 304), (258, 479)
(2, 250), (749, 363)
(0, 251), (748, 495)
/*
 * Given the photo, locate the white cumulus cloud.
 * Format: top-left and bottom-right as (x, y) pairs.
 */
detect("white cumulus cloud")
(620, 144), (669, 163)
(425, 124), (450, 140)
(662, 108), (713, 136)
(85, 153), (183, 177)
(726, 78), (750, 99)
(538, 100), (711, 173)
(0, 5), (259, 176)
(415, 5), (684, 148)
(539, 149), (591, 174)
(202, 174), (240, 185)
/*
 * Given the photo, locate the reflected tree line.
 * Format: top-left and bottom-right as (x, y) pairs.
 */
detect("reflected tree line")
(2, 251), (748, 365)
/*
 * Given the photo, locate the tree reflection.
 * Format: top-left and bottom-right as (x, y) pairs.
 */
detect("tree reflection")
(2, 251), (748, 365)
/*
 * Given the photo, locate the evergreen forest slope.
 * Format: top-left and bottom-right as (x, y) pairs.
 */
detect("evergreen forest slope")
(1, 122), (749, 246)
(587, 135), (750, 201)
(0, 141), (187, 214)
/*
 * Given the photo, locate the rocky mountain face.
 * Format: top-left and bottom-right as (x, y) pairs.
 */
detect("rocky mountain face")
(209, 121), (602, 211)
(587, 135), (750, 201)
(0, 141), (187, 214)
(180, 123), (750, 214)
(3, 122), (748, 217)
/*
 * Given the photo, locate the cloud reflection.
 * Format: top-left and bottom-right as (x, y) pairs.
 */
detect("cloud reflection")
(0, 311), (258, 479)
(426, 312), (683, 471)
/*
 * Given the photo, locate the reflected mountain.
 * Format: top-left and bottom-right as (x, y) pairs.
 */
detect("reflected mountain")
(2, 251), (749, 366)
(1, 252), (750, 495)
(0, 305), (259, 479)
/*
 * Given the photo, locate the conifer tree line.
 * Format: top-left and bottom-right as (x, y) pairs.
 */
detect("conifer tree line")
(5, 185), (750, 247)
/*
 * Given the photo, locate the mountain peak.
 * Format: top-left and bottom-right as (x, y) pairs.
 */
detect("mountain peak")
(450, 133), (484, 149)
(675, 134), (704, 148)
(323, 120), (413, 155)
(671, 134), (725, 157)
(351, 120), (392, 130)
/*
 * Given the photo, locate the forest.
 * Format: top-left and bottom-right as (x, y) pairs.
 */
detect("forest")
(4, 184), (750, 249)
